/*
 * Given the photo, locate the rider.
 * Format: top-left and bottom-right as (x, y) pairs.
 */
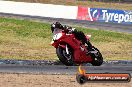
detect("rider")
(51, 22), (93, 53)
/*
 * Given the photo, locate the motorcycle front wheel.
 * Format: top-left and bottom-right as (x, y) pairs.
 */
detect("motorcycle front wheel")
(56, 46), (74, 66)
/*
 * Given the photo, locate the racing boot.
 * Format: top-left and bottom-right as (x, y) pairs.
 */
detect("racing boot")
(86, 41), (98, 56)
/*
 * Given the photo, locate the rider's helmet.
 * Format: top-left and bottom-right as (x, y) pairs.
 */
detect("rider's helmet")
(51, 22), (64, 33)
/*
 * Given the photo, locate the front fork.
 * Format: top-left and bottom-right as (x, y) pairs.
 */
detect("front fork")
(59, 44), (69, 55)
(65, 44), (69, 55)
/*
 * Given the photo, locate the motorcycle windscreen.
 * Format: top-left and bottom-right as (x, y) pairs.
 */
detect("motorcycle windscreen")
(53, 28), (63, 35)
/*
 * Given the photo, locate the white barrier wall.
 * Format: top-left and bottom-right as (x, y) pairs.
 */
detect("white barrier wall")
(0, 1), (131, 24)
(0, 1), (78, 19)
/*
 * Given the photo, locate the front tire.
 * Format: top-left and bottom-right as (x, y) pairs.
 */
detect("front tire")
(56, 46), (74, 66)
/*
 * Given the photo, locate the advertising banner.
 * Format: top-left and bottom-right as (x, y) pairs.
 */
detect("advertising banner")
(77, 6), (132, 24)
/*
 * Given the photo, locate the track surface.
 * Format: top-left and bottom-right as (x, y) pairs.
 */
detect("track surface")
(0, 60), (131, 75)
(0, 64), (132, 76)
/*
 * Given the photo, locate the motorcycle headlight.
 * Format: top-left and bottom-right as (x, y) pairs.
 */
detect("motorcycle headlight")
(53, 33), (62, 40)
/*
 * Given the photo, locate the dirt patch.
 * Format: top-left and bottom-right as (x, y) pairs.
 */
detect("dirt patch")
(0, 73), (131, 87)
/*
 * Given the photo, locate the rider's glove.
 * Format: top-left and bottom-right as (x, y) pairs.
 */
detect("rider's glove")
(68, 28), (76, 34)
(51, 23), (55, 33)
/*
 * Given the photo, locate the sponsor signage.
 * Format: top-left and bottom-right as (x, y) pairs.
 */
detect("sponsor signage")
(77, 6), (132, 24)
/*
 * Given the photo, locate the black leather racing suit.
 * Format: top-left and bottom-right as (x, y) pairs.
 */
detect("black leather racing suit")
(64, 26), (93, 50)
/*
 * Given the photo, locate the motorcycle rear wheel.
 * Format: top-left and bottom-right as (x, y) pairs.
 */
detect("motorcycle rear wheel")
(90, 47), (103, 66)
(56, 46), (74, 66)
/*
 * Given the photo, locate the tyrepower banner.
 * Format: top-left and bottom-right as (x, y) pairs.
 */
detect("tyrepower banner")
(77, 6), (132, 24)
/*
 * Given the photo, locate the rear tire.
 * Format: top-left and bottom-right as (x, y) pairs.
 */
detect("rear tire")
(56, 46), (74, 66)
(91, 47), (103, 66)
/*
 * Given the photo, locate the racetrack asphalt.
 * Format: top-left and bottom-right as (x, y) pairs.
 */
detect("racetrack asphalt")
(0, 59), (132, 75)
(0, 64), (132, 76)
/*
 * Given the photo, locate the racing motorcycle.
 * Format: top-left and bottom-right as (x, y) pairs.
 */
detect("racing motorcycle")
(51, 28), (103, 66)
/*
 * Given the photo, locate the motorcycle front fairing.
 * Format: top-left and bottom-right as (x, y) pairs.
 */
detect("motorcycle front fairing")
(51, 28), (65, 48)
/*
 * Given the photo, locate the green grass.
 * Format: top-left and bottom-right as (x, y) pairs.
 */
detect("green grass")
(8, 0), (132, 10)
(0, 17), (132, 60)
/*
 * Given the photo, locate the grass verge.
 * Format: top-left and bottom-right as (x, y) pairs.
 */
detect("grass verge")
(0, 17), (131, 60)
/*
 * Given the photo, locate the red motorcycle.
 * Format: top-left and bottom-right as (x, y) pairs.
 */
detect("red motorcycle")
(51, 28), (103, 66)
